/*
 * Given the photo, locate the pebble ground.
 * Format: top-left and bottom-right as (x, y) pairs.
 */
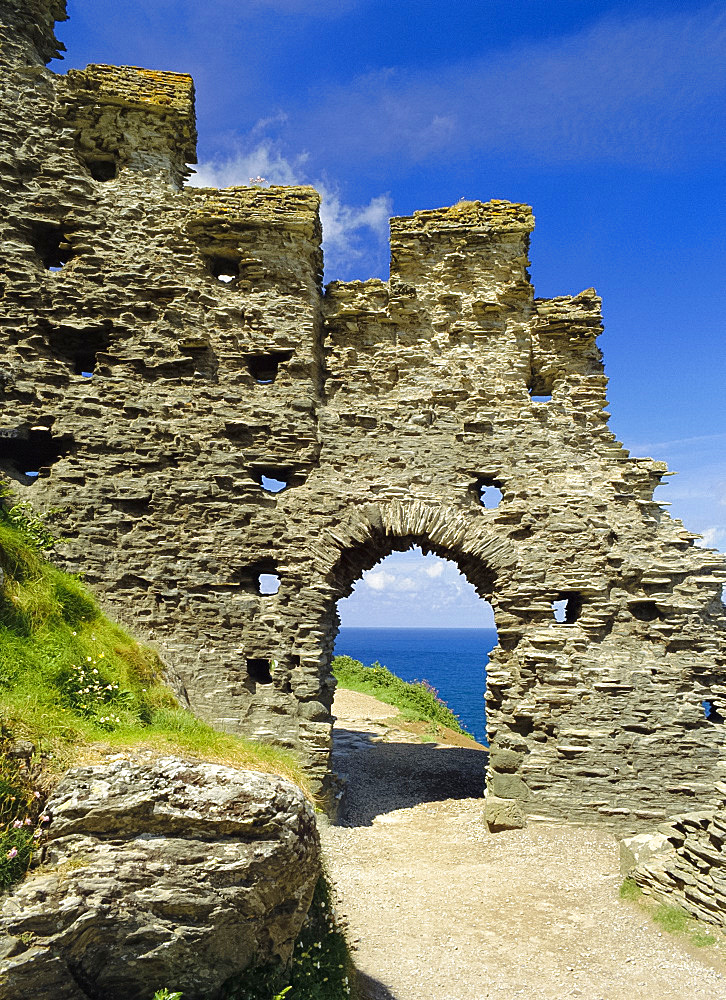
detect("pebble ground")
(320, 689), (726, 1000)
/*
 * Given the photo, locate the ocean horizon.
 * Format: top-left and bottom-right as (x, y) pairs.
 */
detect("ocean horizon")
(334, 626), (498, 743)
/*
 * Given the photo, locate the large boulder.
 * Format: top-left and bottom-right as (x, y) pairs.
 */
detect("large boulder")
(0, 755), (320, 1000)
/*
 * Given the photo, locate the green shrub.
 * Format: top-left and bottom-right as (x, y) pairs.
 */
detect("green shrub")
(332, 655), (472, 737)
(0, 747), (48, 891)
(0, 490), (61, 552)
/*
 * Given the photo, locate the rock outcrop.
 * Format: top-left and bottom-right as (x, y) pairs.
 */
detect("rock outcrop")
(1, 0), (725, 828)
(0, 756), (320, 1000)
(621, 784), (726, 929)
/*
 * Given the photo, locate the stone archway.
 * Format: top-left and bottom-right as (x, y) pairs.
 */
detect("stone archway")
(314, 500), (520, 827)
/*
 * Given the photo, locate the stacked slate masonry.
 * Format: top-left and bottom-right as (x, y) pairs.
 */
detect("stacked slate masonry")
(2, 0), (725, 829)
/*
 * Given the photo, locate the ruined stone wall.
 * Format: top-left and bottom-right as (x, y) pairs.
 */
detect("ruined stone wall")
(622, 785), (726, 928)
(2, 0), (725, 828)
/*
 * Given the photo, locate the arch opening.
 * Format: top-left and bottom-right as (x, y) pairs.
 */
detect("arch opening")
(328, 540), (497, 822)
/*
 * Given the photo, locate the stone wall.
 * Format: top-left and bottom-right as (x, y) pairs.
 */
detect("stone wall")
(2, 0), (726, 828)
(621, 786), (726, 928)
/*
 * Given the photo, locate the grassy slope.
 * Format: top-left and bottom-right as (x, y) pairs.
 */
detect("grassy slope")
(332, 654), (473, 738)
(0, 491), (305, 888)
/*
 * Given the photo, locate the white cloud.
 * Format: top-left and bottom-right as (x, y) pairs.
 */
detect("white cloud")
(695, 527), (726, 551)
(363, 570), (392, 592)
(190, 139), (303, 188)
(339, 548), (496, 628)
(189, 137), (391, 278)
(363, 568), (419, 593)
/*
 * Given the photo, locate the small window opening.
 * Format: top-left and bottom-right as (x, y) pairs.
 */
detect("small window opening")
(703, 700), (725, 724)
(630, 601), (660, 622)
(528, 371), (554, 402)
(238, 559), (279, 594)
(206, 256), (240, 284)
(31, 222), (74, 270)
(85, 158), (117, 182)
(479, 485), (502, 509)
(0, 426), (74, 481)
(473, 475), (503, 509)
(247, 658), (273, 685)
(258, 573), (280, 595)
(46, 326), (110, 377)
(245, 350), (294, 385)
(552, 592), (582, 623)
(261, 475), (287, 493)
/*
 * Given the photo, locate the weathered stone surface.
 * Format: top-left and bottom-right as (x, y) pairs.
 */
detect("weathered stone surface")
(0, 757), (320, 1000)
(623, 789), (726, 928)
(1, 0), (725, 829)
(620, 831), (673, 875)
(484, 793), (526, 833)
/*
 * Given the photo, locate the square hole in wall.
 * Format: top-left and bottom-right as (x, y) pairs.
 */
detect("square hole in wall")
(528, 371), (554, 402)
(206, 255), (240, 284)
(0, 426), (74, 482)
(30, 222), (75, 270)
(552, 592), (582, 623)
(245, 350), (294, 384)
(258, 573), (280, 595)
(251, 466), (296, 494)
(472, 475), (504, 509)
(45, 326), (110, 377)
(85, 157), (117, 182)
(247, 658), (273, 684)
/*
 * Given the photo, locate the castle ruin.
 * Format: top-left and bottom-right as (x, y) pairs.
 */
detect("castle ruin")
(2, 0), (725, 830)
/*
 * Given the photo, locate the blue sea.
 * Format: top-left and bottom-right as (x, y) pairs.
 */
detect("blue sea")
(334, 627), (498, 744)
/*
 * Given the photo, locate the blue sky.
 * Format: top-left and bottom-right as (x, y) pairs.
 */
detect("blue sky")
(55, 0), (725, 627)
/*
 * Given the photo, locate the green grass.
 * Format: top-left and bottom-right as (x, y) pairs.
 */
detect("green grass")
(652, 903), (717, 946)
(332, 655), (473, 738)
(652, 903), (691, 934)
(619, 877), (643, 902)
(619, 879), (719, 949)
(0, 489), (307, 889)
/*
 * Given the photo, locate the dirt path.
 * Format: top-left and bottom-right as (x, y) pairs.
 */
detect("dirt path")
(319, 689), (726, 1000)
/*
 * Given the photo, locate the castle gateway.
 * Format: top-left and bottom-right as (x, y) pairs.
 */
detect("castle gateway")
(1, 0), (725, 829)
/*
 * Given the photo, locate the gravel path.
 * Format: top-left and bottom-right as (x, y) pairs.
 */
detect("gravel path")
(320, 689), (726, 1000)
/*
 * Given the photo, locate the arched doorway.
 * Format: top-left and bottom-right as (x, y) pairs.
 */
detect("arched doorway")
(335, 546), (495, 743)
(328, 546), (497, 824)
(312, 500), (525, 829)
